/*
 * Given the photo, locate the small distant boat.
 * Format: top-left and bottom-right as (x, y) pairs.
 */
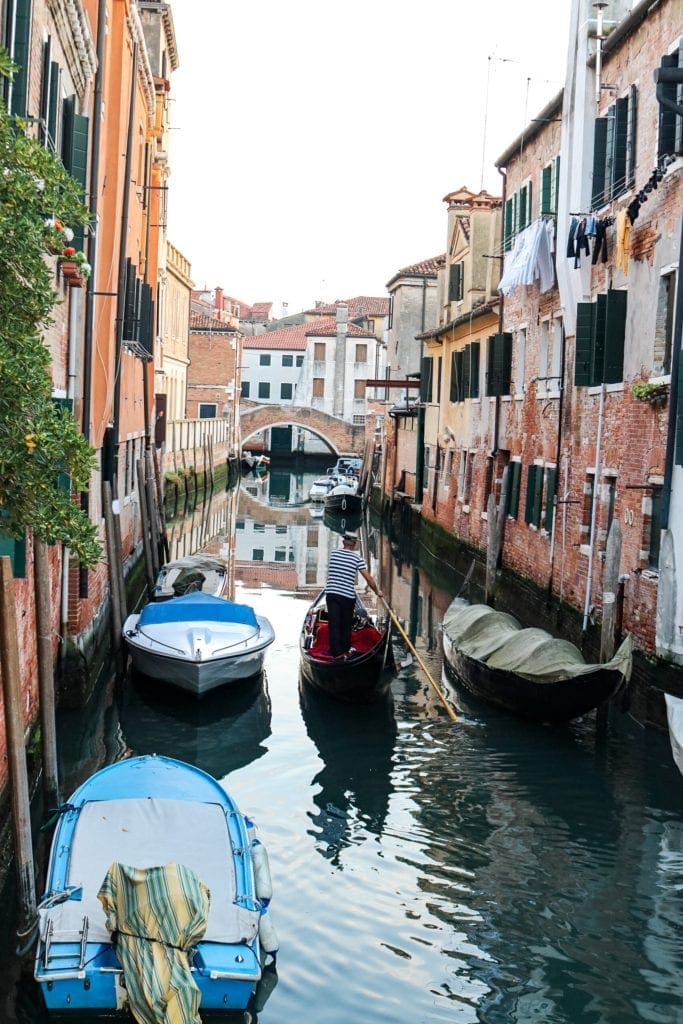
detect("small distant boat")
(324, 476), (362, 515)
(151, 555), (228, 600)
(123, 592), (275, 697)
(665, 694), (683, 776)
(300, 590), (393, 703)
(35, 754), (277, 1016)
(441, 599), (632, 723)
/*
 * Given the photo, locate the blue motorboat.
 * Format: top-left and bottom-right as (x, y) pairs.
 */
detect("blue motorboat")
(123, 592), (275, 697)
(34, 755), (277, 1017)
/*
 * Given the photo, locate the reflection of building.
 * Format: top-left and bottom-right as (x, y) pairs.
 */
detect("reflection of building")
(186, 288), (242, 458)
(159, 242), (193, 421)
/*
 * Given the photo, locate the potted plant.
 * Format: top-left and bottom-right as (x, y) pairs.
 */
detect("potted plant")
(58, 247), (91, 286)
(631, 380), (669, 405)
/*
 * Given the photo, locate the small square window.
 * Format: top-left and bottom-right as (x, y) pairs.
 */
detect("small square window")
(281, 382), (293, 400)
(259, 354), (271, 366)
(282, 354), (293, 367)
(258, 382), (270, 399)
(296, 355), (304, 367)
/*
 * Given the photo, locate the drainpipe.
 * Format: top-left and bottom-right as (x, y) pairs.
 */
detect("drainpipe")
(414, 277), (429, 500)
(661, 217), (683, 529)
(112, 41), (138, 489)
(582, 382), (606, 632)
(78, 0), (107, 600)
(547, 321), (567, 594)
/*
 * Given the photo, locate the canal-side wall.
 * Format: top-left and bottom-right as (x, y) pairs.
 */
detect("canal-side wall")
(376, 488), (683, 732)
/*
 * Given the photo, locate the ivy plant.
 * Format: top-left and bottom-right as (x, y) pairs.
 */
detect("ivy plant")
(0, 50), (101, 566)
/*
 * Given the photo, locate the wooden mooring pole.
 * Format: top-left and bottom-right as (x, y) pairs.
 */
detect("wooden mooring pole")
(0, 557), (37, 945)
(33, 539), (59, 810)
(103, 481), (123, 647)
(136, 459), (155, 596)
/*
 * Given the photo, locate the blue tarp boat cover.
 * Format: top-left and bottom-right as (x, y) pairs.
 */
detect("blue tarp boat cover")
(139, 592), (258, 628)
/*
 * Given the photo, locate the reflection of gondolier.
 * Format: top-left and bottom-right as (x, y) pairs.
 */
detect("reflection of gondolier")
(325, 531), (382, 658)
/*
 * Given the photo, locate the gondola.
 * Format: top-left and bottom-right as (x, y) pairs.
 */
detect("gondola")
(300, 590), (393, 702)
(441, 598), (633, 723)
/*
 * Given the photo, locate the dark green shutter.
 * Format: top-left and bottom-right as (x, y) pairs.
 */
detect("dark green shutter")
(613, 96), (629, 197)
(462, 345), (471, 400)
(553, 155), (561, 212)
(504, 198), (514, 251)
(470, 342), (480, 399)
(591, 292), (608, 386)
(62, 99), (89, 249)
(525, 181), (532, 225)
(524, 465), (537, 524)
(675, 358), (683, 466)
(541, 165), (552, 215)
(603, 288), (627, 384)
(626, 85), (637, 189)
(518, 186), (527, 231)
(575, 302), (595, 386)
(421, 357), (433, 403)
(592, 117), (608, 208)
(52, 398), (73, 493)
(486, 335), (496, 395)
(533, 464), (543, 527)
(658, 53), (678, 158)
(437, 356), (443, 404)
(544, 467), (557, 534)
(507, 461), (521, 518)
(449, 262), (463, 302)
(497, 332), (512, 396)
(123, 260), (137, 341)
(449, 352), (458, 402)
(39, 38), (51, 140)
(0, 532), (27, 578)
(10, 0), (32, 117)
(605, 106), (616, 202)
(48, 62), (60, 150)
(139, 284), (154, 354)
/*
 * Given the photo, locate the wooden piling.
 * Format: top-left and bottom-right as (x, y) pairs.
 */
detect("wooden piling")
(145, 448), (161, 577)
(103, 481), (123, 645)
(0, 557), (37, 943)
(33, 539), (60, 810)
(112, 489), (128, 621)
(152, 446), (170, 562)
(136, 459), (155, 595)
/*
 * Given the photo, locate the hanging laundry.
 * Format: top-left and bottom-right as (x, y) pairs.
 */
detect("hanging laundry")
(566, 218), (578, 259)
(591, 219), (610, 265)
(585, 216), (598, 237)
(615, 209), (630, 275)
(499, 219), (555, 296)
(574, 218), (590, 268)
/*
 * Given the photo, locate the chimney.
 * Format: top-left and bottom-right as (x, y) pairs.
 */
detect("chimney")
(214, 287), (224, 312)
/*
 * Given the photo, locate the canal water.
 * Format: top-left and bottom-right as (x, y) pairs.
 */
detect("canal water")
(2, 460), (683, 1024)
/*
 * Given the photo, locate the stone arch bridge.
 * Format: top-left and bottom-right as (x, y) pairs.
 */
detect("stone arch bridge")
(240, 403), (366, 455)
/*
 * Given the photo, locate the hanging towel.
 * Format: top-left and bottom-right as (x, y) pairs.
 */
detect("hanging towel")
(615, 209), (630, 275)
(566, 218), (578, 258)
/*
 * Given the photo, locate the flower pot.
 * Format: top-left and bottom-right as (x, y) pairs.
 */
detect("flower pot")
(59, 260), (84, 287)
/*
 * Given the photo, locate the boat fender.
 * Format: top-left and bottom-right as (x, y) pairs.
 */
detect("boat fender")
(251, 839), (273, 906)
(258, 905), (278, 962)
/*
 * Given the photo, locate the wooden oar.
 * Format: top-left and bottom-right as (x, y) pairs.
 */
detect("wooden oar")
(378, 594), (458, 723)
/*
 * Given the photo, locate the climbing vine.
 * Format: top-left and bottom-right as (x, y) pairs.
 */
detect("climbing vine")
(0, 51), (101, 566)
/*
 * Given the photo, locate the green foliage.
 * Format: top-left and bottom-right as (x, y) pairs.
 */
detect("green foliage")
(0, 52), (100, 566)
(631, 381), (669, 404)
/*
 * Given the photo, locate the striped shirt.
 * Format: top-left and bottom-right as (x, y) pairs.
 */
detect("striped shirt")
(326, 548), (367, 600)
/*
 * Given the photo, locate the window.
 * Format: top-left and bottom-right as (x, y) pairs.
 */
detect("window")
(296, 355), (304, 367)
(198, 403), (216, 418)
(254, 523), (265, 533)
(280, 382), (293, 400)
(252, 549), (264, 561)
(581, 473), (595, 544)
(450, 343), (480, 402)
(313, 378), (324, 398)
(354, 379), (365, 399)
(506, 460), (522, 519)
(524, 464), (544, 527)
(274, 549), (286, 562)
(645, 484), (663, 570)
(39, 39), (61, 151)
(7, 0), (32, 117)
(541, 156), (561, 215)
(421, 357), (434, 403)
(259, 354), (271, 366)
(423, 447), (430, 492)
(462, 452), (474, 505)
(486, 333), (512, 396)
(603, 474), (616, 543)
(352, 414), (365, 425)
(592, 86), (637, 208)
(504, 181), (533, 251)
(484, 456), (495, 512)
(449, 261), (464, 302)
(241, 381), (250, 398)
(574, 290), (627, 386)
(657, 47), (683, 159)
(236, 519), (245, 530)
(258, 382), (270, 399)
(355, 343), (368, 363)
(654, 270), (677, 376)
(550, 318), (563, 394)
(515, 328), (526, 395)
(543, 466), (557, 535)
(314, 342), (326, 361)
(282, 354), (293, 367)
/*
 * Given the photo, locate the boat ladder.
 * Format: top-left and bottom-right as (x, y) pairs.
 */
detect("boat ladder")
(42, 915), (89, 973)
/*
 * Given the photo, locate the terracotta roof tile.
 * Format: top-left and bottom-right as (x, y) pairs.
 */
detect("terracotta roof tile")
(190, 311), (237, 332)
(397, 255), (446, 276)
(243, 316), (375, 350)
(303, 296), (390, 317)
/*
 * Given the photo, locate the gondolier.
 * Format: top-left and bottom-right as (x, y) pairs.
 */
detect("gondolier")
(325, 531), (382, 658)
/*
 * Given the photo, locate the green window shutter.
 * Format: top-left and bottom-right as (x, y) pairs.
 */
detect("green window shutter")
(591, 292), (608, 386)
(605, 106), (616, 201)
(62, 100), (89, 249)
(592, 117), (608, 208)
(0, 532), (27, 578)
(470, 342), (480, 399)
(613, 96), (629, 198)
(449, 262), (463, 302)
(603, 288), (627, 384)
(462, 345), (471, 401)
(675, 359), (683, 466)
(437, 356), (443, 404)
(526, 181), (532, 224)
(48, 62), (60, 151)
(507, 461), (521, 519)
(524, 465), (537, 524)
(10, 0), (32, 117)
(123, 259), (137, 341)
(658, 53), (678, 158)
(52, 398), (73, 493)
(139, 283), (154, 354)
(504, 198), (514, 251)
(456, 351), (464, 402)
(545, 467), (556, 534)
(626, 85), (637, 189)
(421, 357), (433, 403)
(486, 335), (496, 396)
(449, 352), (458, 402)
(541, 165), (552, 215)
(553, 155), (561, 213)
(39, 38), (51, 139)
(518, 185), (527, 232)
(533, 464), (544, 527)
(500, 332), (512, 396)
(575, 302), (595, 386)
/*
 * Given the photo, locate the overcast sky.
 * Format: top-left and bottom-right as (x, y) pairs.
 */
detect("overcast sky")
(166, 0), (570, 316)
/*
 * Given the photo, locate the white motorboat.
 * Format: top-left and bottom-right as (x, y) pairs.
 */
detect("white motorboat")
(309, 475), (337, 501)
(324, 475), (362, 515)
(151, 555), (228, 600)
(665, 694), (683, 776)
(123, 592), (275, 697)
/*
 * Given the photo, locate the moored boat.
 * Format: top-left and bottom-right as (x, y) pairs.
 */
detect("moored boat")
(324, 476), (362, 515)
(123, 592), (275, 697)
(151, 555), (228, 600)
(665, 694), (683, 776)
(441, 598), (632, 723)
(322, 505), (362, 536)
(34, 754), (277, 1017)
(299, 590), (393, 702)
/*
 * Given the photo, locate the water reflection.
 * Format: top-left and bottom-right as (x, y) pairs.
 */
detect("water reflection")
(300, 682), (397, 864)
(119, 671), (272, 779)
